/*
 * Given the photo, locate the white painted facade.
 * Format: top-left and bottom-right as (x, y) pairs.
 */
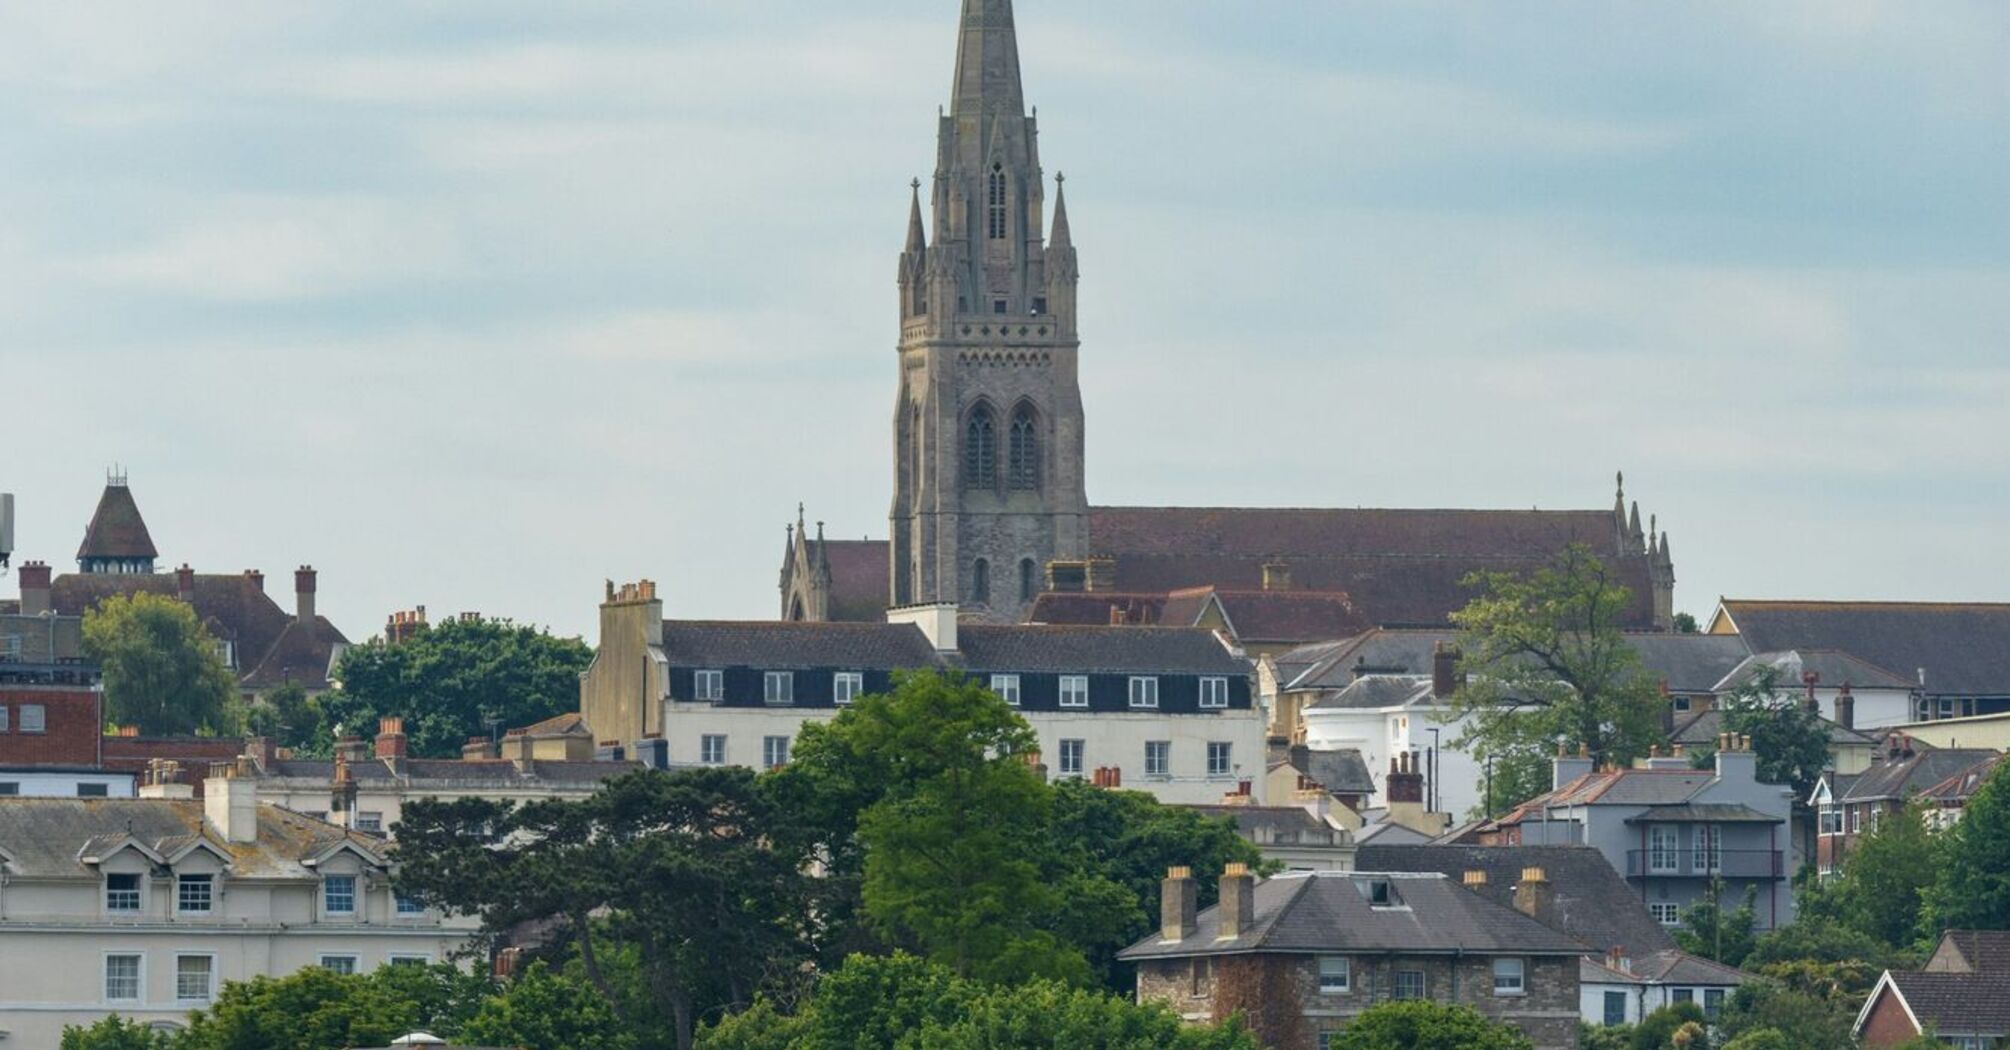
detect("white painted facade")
(1300, 697), (1484, 820)
(661, 701), (1269, 806)
(0, 767), (135, 798)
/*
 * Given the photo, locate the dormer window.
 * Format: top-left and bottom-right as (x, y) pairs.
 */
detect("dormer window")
(324, 874), (357, 916)
(1357, 878), (1395, 907)
(763, 672), (795, 705)
(177, 874), (213, 914)
(106, 873), (142, 913)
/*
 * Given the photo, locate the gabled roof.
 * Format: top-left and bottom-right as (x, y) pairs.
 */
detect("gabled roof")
(1931, 930), (2010, 975)
(1920, 756), (2005, 805)
(1156, 586), (1372, 646)
(1713, 648), (1917, 693)
(820, 540), (891, 623)
(1858, 970), (2010, 1038)
(1281, 629), (1740, 696)
(1306, 675), (1435, 711)
(51, 572), (349, 690)
(0, 798), (383, 879)
(1840, 745), (1999, 804)
(1116, 870), (1586, 961)
(1715, 599), (2010, 697)
(77, 482), (158, 561)
(1286, 747), (1376, 796)
(1672, 708), (1876, 750)
(1493, 767), (1723, 826)
(1185, 805), (1346, 846)
(1354, 844), (1676, 956)
(1627, 634), (1755, 694)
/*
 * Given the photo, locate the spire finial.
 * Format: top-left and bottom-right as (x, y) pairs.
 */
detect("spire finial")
(1616, 470), (1625, 499)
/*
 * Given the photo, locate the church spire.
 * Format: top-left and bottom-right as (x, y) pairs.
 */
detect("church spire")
(951, 0), (1025, 117)
(905, 178), (927, 255)
(1049, 171), (1072, 250)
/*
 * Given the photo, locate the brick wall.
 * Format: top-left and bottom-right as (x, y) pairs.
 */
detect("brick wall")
(1856, 985), (1921, 1048)
(0, 686), (100, 765)
(1138, 953), (1579, 1050)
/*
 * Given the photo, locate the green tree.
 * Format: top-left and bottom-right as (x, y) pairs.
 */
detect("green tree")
(246, 680), (320, 750)
(1922, 757), (2010, 936)
(82, 591), (240, 735)
(1719, 1030), (1793, 1050)
(320, 615), (592, 757)
(459, 961), (636, 1050)
(1747, 915), (1903, 972)
(1326, 1000), (1535, 1050)
(394, 768), (811, 1050)
(1714, 981), (1858, 1050)
(1630, 1002), (1705, 1050)
(59, 1015), (173, 1050)
(1675, 884), (1758, 967)
(1832, 798), (1942, 950)
(1673, 612), (1700, 634)
(173, 964), (480, 1050)
(1708, 669), (1834, 806)
(1447, 544), (1665, 813)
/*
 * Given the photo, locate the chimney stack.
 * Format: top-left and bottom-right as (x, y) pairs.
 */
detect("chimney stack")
(176, 563), (196, 602)
(139, 759), (196, 800)
(374, 716), (408, 762)
(886, 602), (958, 652)
(1217, 863), (1256, 939)
(1386, 752), (1424, 804)
(203, 761), (260, 844)
(294, 566), (317, 624)
(1513, 867), (1553, 921)
(244, 568), (264, 592)
(1431, 642), (1461, 699)
(1714, 731), (1758, 784)
(1161, 866), (1198, 941)
(1835, 684), (1855, 730)
(18, 561), (51, 616)
(1553, 742), (1595, 790)
(462, 736), (495, 761)
(334, 734), (368, 764)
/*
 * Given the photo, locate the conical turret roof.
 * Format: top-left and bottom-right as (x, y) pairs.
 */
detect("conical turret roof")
(77, 477), (158, 561)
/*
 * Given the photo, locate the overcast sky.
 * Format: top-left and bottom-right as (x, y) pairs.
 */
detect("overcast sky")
(4, 1), (2006, 642)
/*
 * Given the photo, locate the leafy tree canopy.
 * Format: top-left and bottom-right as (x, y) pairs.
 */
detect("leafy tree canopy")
(60, 1016), (174, 1050)
(1326, 1000), (1535, 1050)
(1714, 981), (1858, 1050)
(1675, 885), (1758, 967)
(170, 963), (488, 1050)
(394, 768), (811, 1050)
(1922, 756), (2010, 937)
(320, 614), (592, 757)
(1447, 544), (1665, 813)
(458, 961), (637, 1050)
(1630, 1002), (1705, 1050)
(82, 591), (240, 736)
(1831, 798), (1942, 950)
(1705, 668), (1835, 805)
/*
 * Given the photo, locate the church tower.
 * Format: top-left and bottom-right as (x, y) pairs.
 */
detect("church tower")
(889, 0), (1088, 621)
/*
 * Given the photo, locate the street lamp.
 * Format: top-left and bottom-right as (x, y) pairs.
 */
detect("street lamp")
(1425, 726), (1441, 813)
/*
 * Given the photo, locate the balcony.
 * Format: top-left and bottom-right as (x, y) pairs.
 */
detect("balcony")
(1625, 849), (1783, 880)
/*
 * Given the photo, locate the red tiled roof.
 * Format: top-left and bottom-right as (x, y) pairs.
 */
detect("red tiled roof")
(50, 573), (348, 690)
(76, 483), (158, 560)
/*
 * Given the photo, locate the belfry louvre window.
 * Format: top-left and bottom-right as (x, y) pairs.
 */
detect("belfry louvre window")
(965, 406), (996, 487)
(987, 164), (1008, 240)
(1008, 408), (1039, 489)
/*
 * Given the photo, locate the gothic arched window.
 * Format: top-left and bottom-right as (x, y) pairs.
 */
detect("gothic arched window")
(965, 404), (995, 488)
(987, 163), (1008, 240)
(972, 558), (991, 604)
(1020, 558), (1038, 603)
(1008, 406), (1039, 490)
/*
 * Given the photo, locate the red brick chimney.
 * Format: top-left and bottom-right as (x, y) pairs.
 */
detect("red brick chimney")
(1835, 684), (1855, 730)
(374, 716), (408, 760)
(177, 564), (196, 602)
(1386, 751), (1425, 804)
(1431, 642), (1461, 699)
(294, 566), (317, 624)
(18, 560), (51, 616)
(244, 568), (265, 592)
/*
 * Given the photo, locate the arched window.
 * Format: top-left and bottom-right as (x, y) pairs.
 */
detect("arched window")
(987, 163), (1008, 240)
(965, 404), (995, 488)
(1020, 558), (1038, 603)
(1008, 406), (1039, 490)
(972, 558), (991, 604)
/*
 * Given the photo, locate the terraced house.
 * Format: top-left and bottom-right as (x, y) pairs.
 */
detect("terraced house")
(579, 581), (1263, 804)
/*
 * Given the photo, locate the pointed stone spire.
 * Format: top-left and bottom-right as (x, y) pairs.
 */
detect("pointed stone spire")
(905, 178), (927, 255)
(951, 0), (1025, 118)
(1049, 171), (1072, 250)
(1628, 501), (1644, 545)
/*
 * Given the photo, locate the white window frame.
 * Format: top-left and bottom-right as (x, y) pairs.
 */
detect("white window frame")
(834, 671), (863, 705)
(989, 674), (1022, 706)
(1650, 902), (1681, 926)
(1199, 676), (1229, 709)
(1059, 675), (1089, 708)
(763, 671), (795, 705)
(395, 894), (426, 917)
(175, 953), (217, 1003)
(177, 873), (214, 915)
(1819, 806), (1842, 836)
(1603, 989), (1628, 1026)
(106, 873), (143, 914)
(356, 811), (384, 834)
(324, 874), (358, 917)
(1648, 826), (1679, 873)
(19, 703), (45, 733)
(1058, 739), (1084, 776)
(1491, 957), (1525, 996)
(1317, 955), (1350, 993)
(1145, 740), (1170, 778)
(700, 734), (727, 765)
(1393, 970), (1426, 1000)
(104, 952), (144, 1004)
(387, 953), (431, 967)
(1692, 825), (1721, 874)
(1849, 807), (1862, 834)
(1128, 676), (1159, 709)
(1207, 741), (1233, 778)
(319, 954), (359, 975)
(762, 735), (790, 769)
(694, 669), (724, 702)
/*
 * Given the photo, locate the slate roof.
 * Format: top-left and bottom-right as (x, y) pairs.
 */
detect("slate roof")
(0, 612), (86, 663)
(1116, 870), (1586, 961)
(1716, 600), (2010, 696)
(1306, 675), (1435, 711)
(50, 572), (349, 690)
(1632, 949), (1749, 986)
(1625, 803), (1780, 824)
(1877, 971), (2010, 1036)
(955, 624), (1245, 675)
(261, 757), (637, 787)
(1713, 649), (1917, 693)
(1281, 629), (1738, 695)
(1840, 745), (1999, 804)
(821, 540), (891, 623)
(1290, 747), (1376, 795)
(659, 621), (942, 670)
(1354, 844), (1676, 956)
(1026, 592), (1170, 628)
(1091, 506), (1634, 561)
(1920, 755), (2004, 804)
(1933, 931), (2010, 974)
(1186, 805), (1345, 845)
(0, 797), (381, 879)
(1671, 708), (1876, 750)
(76, 482), (158, 561)
(1494, 768), (1726, 826)
(1627, 634), (1754, 694)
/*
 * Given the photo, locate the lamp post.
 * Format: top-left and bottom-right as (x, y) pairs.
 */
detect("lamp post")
(1426, 726), (1441, 814)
